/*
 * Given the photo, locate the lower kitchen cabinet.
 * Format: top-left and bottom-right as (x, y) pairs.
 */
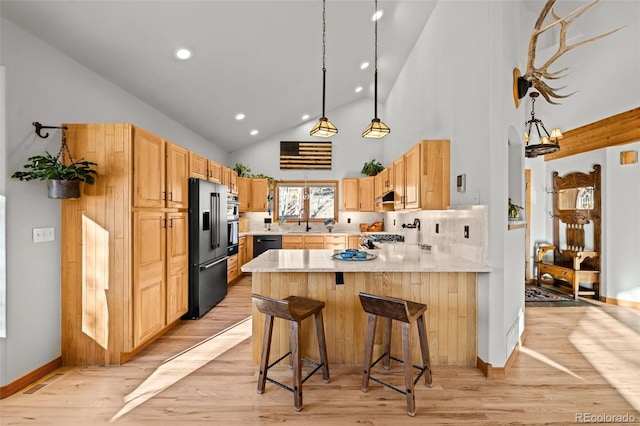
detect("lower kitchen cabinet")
(238, 236), (247, 273)
(324, 235), (346, 250)
(133, 210), (188, 348)
(227, 253), (239, 283)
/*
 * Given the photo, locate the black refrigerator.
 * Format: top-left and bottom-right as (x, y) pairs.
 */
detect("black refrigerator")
(184, 178), (228, 319)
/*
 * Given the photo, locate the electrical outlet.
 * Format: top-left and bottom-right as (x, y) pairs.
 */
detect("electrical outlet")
(33, 227), (55, 243)
(464, 225), (470, 239)
(435, 223), (439, 233)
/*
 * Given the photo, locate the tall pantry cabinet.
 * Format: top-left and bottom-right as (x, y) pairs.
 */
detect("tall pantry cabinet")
(61, 123), (189, 366)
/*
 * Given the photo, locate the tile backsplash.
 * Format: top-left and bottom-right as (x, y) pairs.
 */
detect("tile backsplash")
(242, 205), (488, 265)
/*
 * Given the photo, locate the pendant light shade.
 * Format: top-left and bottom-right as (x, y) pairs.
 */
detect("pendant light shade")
(310, 0), (338, 138)
(362, 0), (390, 139)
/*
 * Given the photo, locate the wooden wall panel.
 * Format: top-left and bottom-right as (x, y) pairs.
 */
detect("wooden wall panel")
(252, 271), (477, 366)
(544, 107), (640, 161)
(62, 123), (133, 365)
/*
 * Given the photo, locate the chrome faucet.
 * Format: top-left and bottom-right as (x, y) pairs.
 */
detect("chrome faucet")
(298, 208), (312, 232)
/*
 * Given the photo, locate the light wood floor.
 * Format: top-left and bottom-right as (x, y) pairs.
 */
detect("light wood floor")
(1, 275), (639, 425)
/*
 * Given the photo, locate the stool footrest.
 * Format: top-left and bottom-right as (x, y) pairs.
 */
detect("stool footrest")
(370, 352), (430, 395)
(265, 352), (326, 393)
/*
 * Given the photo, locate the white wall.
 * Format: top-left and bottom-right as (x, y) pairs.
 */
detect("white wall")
(525, 0), (640, 302)
(379, 0), (526, 367)
(0, 18), (230, 386)
(230, 98), (385, 209)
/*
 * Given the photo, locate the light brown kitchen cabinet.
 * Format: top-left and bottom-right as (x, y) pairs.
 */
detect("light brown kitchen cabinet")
(134, 130), (188, 209)
(238, 177), (269, 212)
(227, 254), (238, 283)
(304, 235), (325, 249)
(393, 157), (405, 210)
(342, 178), (359, 212)
(403, 143), (421, 209)
(348, 235), (361, 249)
(61, 123), (189, 366)
(166, 212), (189, 324)
(251, 178), (269, 212)
(324, 235), (346, 250)
(189, 151), (208, 180)
(391, 140), (450, 211)
(374, 172), (384, 199)
(189, 153), (223, 185)
(133, 210), (188, 346)
(283, 235), (304, 249)
(222, 166), (238, 194)
(358, 176), (375, 212)
(239, 236), (247, 273)
(208, 160), (222, 183)
(420, 139), (451, 210)
(237, 177), (251, 212)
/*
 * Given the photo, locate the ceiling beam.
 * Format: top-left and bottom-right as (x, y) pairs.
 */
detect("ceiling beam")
(544, 107), (640, 161)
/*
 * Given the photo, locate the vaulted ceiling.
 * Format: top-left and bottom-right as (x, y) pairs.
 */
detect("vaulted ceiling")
(1, 0), (438, 152)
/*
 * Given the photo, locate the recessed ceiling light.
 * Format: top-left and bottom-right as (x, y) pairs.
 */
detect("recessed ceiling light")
(355, 86), (363, 93)
(174, 48), (192, 60)
(235, 113), (245, 120)
(360, 62), (370, 70)
(250, 130), (259, 136)
(302, 114), (310, 120)
(372, 10), (384, 21)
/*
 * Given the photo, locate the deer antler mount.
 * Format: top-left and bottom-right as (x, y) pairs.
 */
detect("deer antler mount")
(513, 0), (624, 108)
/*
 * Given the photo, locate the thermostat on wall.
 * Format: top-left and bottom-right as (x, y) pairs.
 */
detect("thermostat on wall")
(457, 174), (466, 193)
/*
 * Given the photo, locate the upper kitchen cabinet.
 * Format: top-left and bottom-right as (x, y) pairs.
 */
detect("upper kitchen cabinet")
(393, 157), (405, 210)
(420, 139), (450, 210)
(250, 178), (269, 212)
(237, 177), (251, 212)
(393, 139), (450, 211)
(238, 177), (269, 212)
(342, 178), (359, 212)
(359, 176), (375, 212)
(222, 166), (238, 195)
(188, 152), (222, 184)
(208, 160), (222, 184)
(134, 127), (188, 209)
(189, 151), (208, 180)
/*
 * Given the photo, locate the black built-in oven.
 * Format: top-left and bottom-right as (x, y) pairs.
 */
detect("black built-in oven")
(227, 194), (240, 256)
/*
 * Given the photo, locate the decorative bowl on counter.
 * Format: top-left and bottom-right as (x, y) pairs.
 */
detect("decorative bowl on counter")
(355, 251), (368, 258)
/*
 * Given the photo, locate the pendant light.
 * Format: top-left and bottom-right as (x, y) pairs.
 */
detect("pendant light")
(362, 0), (390, 139)
(524, 91), (562, 158)
(310, 0), (338, 138)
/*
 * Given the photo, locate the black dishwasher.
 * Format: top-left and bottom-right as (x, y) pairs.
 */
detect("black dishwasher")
(253, 235), (282, 258)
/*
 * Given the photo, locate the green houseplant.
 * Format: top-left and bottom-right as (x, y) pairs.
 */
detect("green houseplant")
(11, 151), (98, 199)
(360, 159), (384, 176)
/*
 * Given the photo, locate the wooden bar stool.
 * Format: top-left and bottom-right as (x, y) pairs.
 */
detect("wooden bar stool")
(358, 292), (433, 417)
(252, 293), (330, 411)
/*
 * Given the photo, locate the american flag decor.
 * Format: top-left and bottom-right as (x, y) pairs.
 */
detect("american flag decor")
(279, 141), (332, 170)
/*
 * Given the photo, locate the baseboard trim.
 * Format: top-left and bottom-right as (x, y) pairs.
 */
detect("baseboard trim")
(0, 357), (62, 399)
(477, 330), (527, 378)
(600, 296), (640, 309)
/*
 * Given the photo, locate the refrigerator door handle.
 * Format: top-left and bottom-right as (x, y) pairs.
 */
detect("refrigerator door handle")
(210, 192), (221, 249)
(200, 256), (229, 270)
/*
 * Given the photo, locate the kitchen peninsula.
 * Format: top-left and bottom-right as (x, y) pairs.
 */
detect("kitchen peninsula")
(242, 245), (490, 367)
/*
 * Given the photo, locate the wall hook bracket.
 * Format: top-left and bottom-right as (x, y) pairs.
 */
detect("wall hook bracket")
(33, 122), (67, 139)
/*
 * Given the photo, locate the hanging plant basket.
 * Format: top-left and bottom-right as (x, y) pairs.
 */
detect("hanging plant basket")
(11, 126), (97, 199)
(47, 179), (81, 199)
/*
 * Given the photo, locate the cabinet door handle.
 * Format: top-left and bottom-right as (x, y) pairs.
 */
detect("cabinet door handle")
(162, 191), (166, 201)
(169, 192), (173, 201)
(162, 218), (167, 229)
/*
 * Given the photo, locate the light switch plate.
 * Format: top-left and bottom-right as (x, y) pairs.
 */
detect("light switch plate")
(33, 227), (55, 243)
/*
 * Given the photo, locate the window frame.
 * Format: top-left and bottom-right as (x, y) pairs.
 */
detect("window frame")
(274, 180), (339, 223)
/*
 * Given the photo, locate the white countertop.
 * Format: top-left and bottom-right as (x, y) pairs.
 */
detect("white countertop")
(241, 245), (491, 273)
